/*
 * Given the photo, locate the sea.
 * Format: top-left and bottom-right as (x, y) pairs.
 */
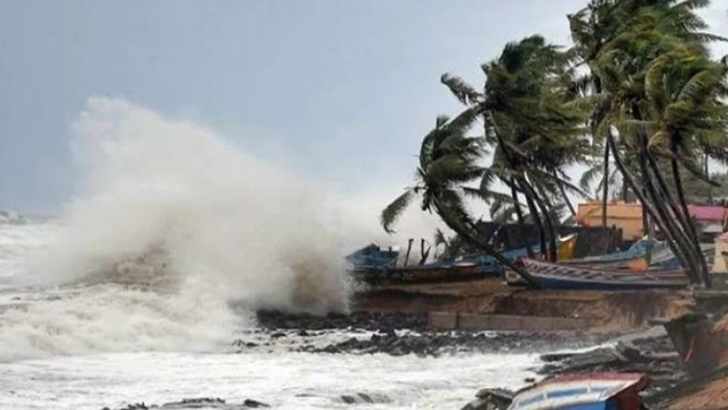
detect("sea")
(1, 98), (547, 409)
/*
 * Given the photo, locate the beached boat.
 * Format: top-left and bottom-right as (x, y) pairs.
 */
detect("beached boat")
(508, 372), (650, 410)
(564, 241), (715, 272)
(349, 234), (579, 285)
(506, 258), (688, 290)
(561, 238), (663, 266)
(345, 244), (399, 270)
(355, 260), (483, 284)
(461, 233), (579, 276)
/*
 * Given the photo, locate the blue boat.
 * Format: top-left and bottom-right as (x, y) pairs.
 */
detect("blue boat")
(562, 238), (664, 266)
(346, 244), (481, 284)
(509, 372), (650, 410)
(345, 244), (400, 270)
(460, 233), (579, 276)
(509, 258), (688, 290)
(346, 234), (577, 285)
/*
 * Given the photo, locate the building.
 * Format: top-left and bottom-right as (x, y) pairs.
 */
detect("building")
(687, 205), (728, 235)
(576, 201), (644, 241)
(577, 202), (728, 241)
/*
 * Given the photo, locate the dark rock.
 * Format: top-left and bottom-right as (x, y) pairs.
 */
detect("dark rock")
(356, 393), (373, 403)
(462, 388), (513, 410)
(243, 399), (270, 408)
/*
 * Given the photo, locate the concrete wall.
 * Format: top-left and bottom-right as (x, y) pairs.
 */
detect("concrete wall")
(428, 312), (594, 332)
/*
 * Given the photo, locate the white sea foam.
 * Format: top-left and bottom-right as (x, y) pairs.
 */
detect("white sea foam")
(0, 351), (538, 410)
(0, 98), (445, 362)
(23, 97), (367, 314)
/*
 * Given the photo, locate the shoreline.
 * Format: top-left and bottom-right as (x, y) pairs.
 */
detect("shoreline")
(100, 278), (728, 410)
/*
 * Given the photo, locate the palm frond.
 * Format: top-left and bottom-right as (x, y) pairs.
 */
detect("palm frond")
(381, 188), (417, 234)
(441, 74), (482, 105)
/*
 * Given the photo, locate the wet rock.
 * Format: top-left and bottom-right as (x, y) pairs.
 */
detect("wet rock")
(255, 310), (428, 332)
(243, 399), (270, 408)
(340, 393), (387, 405)
(536, 331), (685, 396)
(105, 397), (270, 410)
(461, 388), (513, 410)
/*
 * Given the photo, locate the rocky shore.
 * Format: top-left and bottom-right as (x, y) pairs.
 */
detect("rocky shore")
(101, 301), (728, 410)
(247, 310), (611, 356)
(102, 397), (271, 410)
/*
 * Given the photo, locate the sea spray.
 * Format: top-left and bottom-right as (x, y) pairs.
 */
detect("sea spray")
(0, 97), (443, 361)
(29, 97), (364, 313)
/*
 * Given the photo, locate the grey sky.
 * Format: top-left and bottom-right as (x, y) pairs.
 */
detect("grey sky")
(1, 0), (726, 214)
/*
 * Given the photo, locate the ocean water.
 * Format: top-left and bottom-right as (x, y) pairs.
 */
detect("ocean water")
(0, 221), (541, 410)
(0, 99), (543, 409)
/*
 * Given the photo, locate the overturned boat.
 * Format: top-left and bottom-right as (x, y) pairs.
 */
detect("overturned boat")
(508, 372), (650, 410)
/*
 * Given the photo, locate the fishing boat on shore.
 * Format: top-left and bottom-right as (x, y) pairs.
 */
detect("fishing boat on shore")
(506, 258), (688, 290)
(347, 234), (579, 285)
(346, 243), (482, 284)
(561, 238), (663, 266)
(345, 243), (400, 270)
(562, 238), (715, 273)
(459, 233), (578, 276)
(508, 372), (650, 410)
(355, 260), (484, 284)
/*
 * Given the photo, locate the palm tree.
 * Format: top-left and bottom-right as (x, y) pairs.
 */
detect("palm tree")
(583, 0), (727, 286)
(441, 35), (591, 261)
(642, 43), (728, 285)
(380, 114), (542, 288)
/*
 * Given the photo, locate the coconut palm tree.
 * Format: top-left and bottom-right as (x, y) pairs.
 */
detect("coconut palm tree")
(584, 0), (727, 286)
(380, 113), (542, 287)
(440, 35), (591, 261)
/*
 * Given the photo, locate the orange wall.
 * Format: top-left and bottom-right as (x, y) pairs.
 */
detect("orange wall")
(577, 202), (644, 240)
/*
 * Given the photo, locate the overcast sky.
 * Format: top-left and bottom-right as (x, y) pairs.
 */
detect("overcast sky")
(1, 0), (727, 215)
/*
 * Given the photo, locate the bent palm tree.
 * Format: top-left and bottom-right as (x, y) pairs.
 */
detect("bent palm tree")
(380, 114), (542, 288)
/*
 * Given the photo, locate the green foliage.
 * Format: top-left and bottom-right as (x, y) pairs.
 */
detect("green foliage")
(381, 0), (728, 287)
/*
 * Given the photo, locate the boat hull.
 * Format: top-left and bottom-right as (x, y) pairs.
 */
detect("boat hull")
(353, 263), (484, 285)
(509, 372), (649, 410)
(506, 258), (688, 290)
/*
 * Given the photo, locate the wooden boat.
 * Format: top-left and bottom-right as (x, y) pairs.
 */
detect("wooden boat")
(561, 238), (664, 266)
(565, 242), (715, 272)
(348, 234), (578, 285)
(461, 233), (579, 276)
(508, 372), (650, 410)
(506, 258), (688, 290)
(345, 244), (399, 270)
(353, 260), (483, 285)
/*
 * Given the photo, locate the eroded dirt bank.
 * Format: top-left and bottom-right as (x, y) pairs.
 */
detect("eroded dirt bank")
(353, 278), (692, 333)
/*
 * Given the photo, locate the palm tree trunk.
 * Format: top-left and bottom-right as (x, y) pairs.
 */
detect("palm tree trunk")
(521, 183), (547, 260)
(432, 200), (542, 289)
(632, 105), (702, 282)
(602, 142), (610, 226)
(554, 170), (576, 216)
(642, 145), (706, 286)
(490, 123), (547, 261)
(607, 132), (700, 284)
(671, 156), (711, 288)
(638, 139), (702, 283)
(510, 180), (534, 257)
(519, 176), (557, 261)
(510, 178), (525, 224)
